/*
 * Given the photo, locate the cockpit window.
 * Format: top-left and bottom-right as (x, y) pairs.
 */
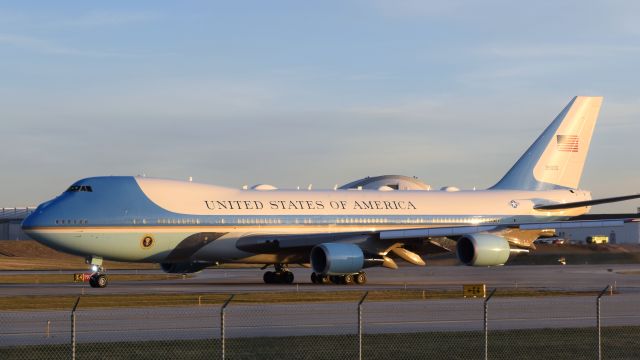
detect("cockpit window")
(66, 185), (93, 193)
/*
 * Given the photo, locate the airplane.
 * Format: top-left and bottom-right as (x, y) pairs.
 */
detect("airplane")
(21, 96), (640, 288)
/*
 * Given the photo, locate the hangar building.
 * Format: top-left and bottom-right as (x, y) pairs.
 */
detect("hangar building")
(0, 207), (34, 240)
(563, 213), (640, 244)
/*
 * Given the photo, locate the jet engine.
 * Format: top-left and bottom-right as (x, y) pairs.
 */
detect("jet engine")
(310, 243), (387, 275)
(311, 243), (363, 275)
(160, 261), (211, 274)
(456, 234), (511, 266)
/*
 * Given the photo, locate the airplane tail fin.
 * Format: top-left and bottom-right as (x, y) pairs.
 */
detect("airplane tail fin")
(491, 96), (603, 191)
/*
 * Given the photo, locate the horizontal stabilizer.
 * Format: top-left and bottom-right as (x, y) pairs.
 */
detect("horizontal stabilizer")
(534, 194), (640, 211)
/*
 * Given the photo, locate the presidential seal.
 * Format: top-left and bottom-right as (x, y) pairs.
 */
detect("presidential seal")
(141, 235), (154, 249)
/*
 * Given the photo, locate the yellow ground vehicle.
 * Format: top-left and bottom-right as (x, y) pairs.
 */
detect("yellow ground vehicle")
(586, 235), (609, 244)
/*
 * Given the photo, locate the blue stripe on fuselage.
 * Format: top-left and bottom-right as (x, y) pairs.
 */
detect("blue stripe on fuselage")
(22, 176), (180, 228)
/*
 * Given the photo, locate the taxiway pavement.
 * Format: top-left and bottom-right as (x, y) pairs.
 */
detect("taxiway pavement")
(1, 264), (639, 297)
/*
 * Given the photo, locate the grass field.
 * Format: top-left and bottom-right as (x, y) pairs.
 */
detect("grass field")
(1, 327), (639, 360)
(0, 288), (602, 311)
(0, 240), (158, 270)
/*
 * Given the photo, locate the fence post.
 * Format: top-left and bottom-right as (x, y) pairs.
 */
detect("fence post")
(597, 285), (610, 360)
(220, 294), (234, 360)
(358, 291), (369, 360)
(70, 296), (81, 360)
(484, 289), (496, 360)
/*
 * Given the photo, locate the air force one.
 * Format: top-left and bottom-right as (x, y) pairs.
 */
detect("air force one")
(22, 96), (640, 288)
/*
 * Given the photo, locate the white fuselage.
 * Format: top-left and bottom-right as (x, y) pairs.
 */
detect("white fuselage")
(22, 177), (592, 264)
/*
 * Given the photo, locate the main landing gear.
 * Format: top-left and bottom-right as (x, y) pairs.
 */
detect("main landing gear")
(310, 271), (367, 285)
(263, 264), (294, 284)
(86, 256), (108, 288)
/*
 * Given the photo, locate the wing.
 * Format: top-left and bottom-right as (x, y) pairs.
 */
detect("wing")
(379, 219), (627, 252)
(380, 219), (626, 241)
(230, 218), (627, 268)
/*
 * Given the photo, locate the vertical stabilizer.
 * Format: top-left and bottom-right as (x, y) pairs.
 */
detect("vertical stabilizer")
(491, 96), (603, 190)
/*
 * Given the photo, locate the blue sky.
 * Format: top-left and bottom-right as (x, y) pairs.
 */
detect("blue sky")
(1, 1), (639, 212)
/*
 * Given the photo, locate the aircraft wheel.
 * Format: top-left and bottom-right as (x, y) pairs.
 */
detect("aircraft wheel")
(310, 272), (318, 284)
(343, 274), (354, 285)
(89, 276), (97, 288)
(263, 271), (274, 284)
(96, 274), (108, 288)
(320, 275), (331, 284)
(354, 272), (366, 285)
(283, 271), (294, 284)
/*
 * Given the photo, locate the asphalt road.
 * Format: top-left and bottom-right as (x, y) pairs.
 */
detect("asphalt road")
(3, 265), (640, 348)
(2, 294), (640, 347)
(1, 264), (640, 296)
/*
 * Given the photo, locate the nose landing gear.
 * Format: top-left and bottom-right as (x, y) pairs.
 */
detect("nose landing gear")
(263, 264), (294, 284)
(86, 256), (108, 288)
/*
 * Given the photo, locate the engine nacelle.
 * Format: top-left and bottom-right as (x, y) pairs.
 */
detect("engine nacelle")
(311, 243), (364, 275)
(160, 261), (211, 274)
(456, 233), (510, 266)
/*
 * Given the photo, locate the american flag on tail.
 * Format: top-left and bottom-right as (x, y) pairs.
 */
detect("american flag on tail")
(556, 135), (579, 152)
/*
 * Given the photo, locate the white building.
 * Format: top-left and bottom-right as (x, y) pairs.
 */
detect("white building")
(557, 222), (640, 244)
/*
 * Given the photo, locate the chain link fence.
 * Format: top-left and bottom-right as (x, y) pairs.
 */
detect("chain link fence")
(2, 287), (640, 359)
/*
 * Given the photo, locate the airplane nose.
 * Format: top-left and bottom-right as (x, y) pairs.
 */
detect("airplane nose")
(21, 210), (39, 230)
(21, 200), (64, 249)
(21, 199), (54, 230)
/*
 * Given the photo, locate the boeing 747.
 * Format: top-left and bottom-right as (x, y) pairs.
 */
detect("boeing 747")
(22, 96), (640, 287)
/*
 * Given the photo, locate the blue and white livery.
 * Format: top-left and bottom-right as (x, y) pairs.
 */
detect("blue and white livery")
(22, 96), (640, 287)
